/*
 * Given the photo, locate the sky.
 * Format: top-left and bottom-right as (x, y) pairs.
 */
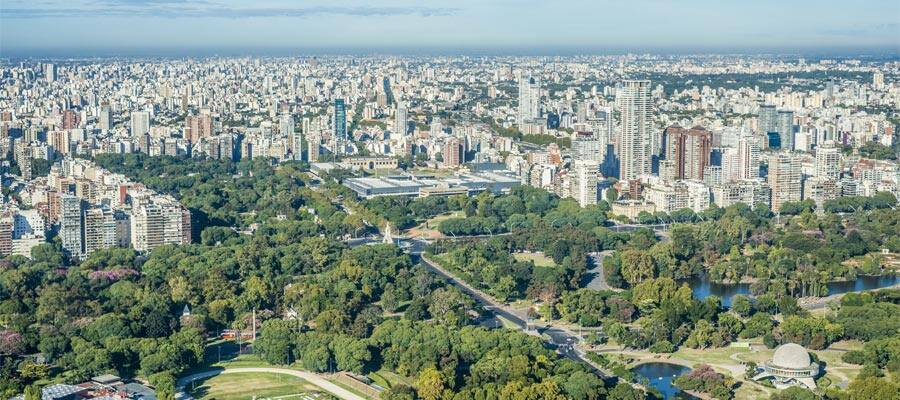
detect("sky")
(1, 0), (899, 56)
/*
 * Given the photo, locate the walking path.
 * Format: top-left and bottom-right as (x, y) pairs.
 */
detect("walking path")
(177, 367), (367, 400)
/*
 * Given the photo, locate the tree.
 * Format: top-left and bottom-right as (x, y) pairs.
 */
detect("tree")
(380, 385), (417, 400)
(685, 320), (717, 349)
(606, 383), (645, 400)
(619, 250), (655, 286)
(256, 320), (295, 365)
(415, 367), (445, 400)
(731, 295), (753, 317)
(563, 370), (605, 400)
(23, 385), (41, 400)
(846, 377), (900, 400)
(149, 372), (176, 400)
(741, 313), (773, 339)
(769, 386), (819, 400)
(606, 187), (619, 204)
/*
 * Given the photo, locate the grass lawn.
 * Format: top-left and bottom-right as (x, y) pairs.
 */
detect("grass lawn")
(513, 252), (557, 267)
(187, 372), (329, 400)
(672, 345), (754, 366)
(367, 369), (413, 390)
(422, 211), (463, 228)
(407, 211), (463, 238)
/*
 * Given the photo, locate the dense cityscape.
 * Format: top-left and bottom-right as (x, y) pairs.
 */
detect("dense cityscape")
(2, 2), (900, 400)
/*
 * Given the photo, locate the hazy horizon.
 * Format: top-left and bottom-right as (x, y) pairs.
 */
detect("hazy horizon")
(2, 0), (898, 58)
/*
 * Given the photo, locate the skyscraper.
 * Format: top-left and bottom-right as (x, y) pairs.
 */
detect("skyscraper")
(517, 74), (541, 127)
(738, 134), (760, 180)
(59, 194), (83, 260)
(573, 132), (603, 163)
(663, 126), (712, 180)
(185, 113), (213, 143)
(280, 113), (294, 136)
(618, 80), (652, 180)
(131, 111), (150, 138)
(442, 137), (463, 168)
(44, 63), (57, 82)
(777, 110), (794, 151)
(334, 99), (347, 142)
(768, 153), (801, 212)
(758, 104), (778, 139)
(307, 133), (320, 162)
(394, 102), (408, 136)
(99, 106), (112, 131)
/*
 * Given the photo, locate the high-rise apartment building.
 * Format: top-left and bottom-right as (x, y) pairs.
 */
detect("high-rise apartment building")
(663, 126), (712, 180)
(873, 70), (885, 90)
(131, 111), (150, 138)
(572, 160), (600, 207)
(815, 142), (842, 181)
(758, 104), (777, 138)
(442, 137), (463, 168)
(618, 80), (652, 180)
(768, 153), (802, 212)
(334, 99), (347, 143)
(738, 134), (760, 180)
(99, 106), (112, 131)
(62, 109), (79, 130)
(517, 74), (541, 126)
(84, 207), (116, 257)
(185, 113), (214, 143)
(279, 114), (294, 136)
(59, 194), (83, 260)
(573, 132), (603, 163)
(777, 110), (794, 151)
(307, 133), (320, 162)
(44, 63), (57, 82)
(394, 102), (408, 136)
(0, 217), (12, 257)
(130, 199), (191, 252)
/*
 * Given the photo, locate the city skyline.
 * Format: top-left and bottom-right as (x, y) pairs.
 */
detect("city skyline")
(1, 0), (899, 56)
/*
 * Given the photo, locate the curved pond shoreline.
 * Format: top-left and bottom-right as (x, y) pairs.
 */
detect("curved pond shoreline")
(632, 362), (696, 400)
(683, 274), (900, 307)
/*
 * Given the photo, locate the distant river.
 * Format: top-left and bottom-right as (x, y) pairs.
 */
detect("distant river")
(685, 274), (900, 307)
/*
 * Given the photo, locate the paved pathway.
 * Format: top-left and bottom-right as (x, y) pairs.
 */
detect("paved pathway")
(177, 367), (367, 400)
(582, 251), (618, 291)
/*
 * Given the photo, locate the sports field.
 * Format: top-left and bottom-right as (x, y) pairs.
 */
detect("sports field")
(187, 372), (333, 400)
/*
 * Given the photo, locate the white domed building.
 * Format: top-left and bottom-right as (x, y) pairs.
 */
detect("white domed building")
(752, 343), (820, 390)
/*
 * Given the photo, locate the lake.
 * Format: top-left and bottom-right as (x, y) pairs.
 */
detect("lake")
(685, 274), (900, 307)
(632, 362), (694, 399)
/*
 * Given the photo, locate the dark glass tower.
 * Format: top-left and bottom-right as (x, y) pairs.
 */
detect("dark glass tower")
(334, 99), (346, 142)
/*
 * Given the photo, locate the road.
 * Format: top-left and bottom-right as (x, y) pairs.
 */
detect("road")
(413, 242), (614, 381)
(607, 221), (671, 241)
(581, 251), (616, 291)
(347, 235), (614, 379)
(177, 367), (367, 400)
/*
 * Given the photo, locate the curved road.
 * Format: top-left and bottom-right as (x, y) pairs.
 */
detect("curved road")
(348, 236), (618, 382)
(177, 367), (367, 400)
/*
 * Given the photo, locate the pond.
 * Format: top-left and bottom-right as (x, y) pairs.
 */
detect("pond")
(685, 274), (900, 307)
(632, 362), (694, 400)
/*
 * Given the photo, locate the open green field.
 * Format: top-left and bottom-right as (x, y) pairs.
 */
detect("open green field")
(513, 252), (557, 267)
(422, 210), (464, 228)
(187, 372), (330, 400)
(407, 210), (464, 238)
